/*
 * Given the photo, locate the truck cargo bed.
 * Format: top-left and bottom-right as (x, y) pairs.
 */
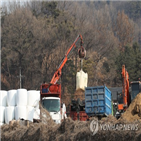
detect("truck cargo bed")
(85, 86), (112, 117)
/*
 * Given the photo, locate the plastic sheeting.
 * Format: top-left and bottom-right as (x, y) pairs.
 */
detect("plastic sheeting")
(15, 106), (27, 120)
(76, 69), (88, 90)
(16, 89), (27, 106)
(0, 106), (5, 123)
(27, 90), (40, 107)
(27, 106), (34, 122)
(0, 90), (7, 106)
(5, 106), (15, 124)
(33, 108), (40, 119)
(7, 90), (17, 106)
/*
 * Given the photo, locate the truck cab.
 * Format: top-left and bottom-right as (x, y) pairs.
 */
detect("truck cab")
(40, 84), (66, 124)
(42, 97), (61, 124)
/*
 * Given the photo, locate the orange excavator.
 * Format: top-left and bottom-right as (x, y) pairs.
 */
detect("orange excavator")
(115, 65), (130, 118)
(40, 35), (86, 123)
(116, 65), (141, 118)
(117, 65), (130, 112)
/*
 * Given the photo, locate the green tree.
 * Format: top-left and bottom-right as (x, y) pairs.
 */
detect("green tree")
(41, 1), (60, 18)
(124, 2), (141, 21)
(115, 42), (141, 84)
(133, 43), (141, 79)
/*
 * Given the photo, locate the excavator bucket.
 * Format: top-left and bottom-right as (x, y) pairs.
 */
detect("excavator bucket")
(78, 47), (86, 58)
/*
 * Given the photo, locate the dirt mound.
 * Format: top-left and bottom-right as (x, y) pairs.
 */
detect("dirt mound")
(73, 88), (85, 100)
(2, 116), (141, 141)
(2, 95), (141, 141)
(119, 93), (141, 122)
(40, 104), (56, 126)
(101, 115), (117, 123)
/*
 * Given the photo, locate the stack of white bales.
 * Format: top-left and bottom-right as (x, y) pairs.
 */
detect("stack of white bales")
(3, 89), (40, 124)
(0, 90), (7, 125)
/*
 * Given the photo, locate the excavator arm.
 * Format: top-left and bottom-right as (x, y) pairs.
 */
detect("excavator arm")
(121, 65), (129, 107)
(117, 65), (129, 111)
(50, 34), (85, 85)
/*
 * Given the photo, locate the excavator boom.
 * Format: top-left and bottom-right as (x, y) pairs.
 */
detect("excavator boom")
(121, 65), (129, 107)
(50, 34), (84, 85)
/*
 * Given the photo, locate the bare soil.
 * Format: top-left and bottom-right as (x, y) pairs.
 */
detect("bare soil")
(1, 117), (141, 141)
(119, 93), (141, 122)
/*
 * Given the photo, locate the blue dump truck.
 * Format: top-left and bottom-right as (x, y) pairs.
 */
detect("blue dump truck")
(85, 86), (112, 117)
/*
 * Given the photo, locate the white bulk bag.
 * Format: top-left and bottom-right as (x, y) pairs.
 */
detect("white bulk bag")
(0, 90), (7, 106)
(15, 106), (27, 120)
(7, 90), (17, 106)
(0, 106), (5, 123)
(27, 90), (40, 107)
(16, 89), (27, 106)
(33, 108), (40, 119)
(5, 106), (15, 124)
(76, 69), (88, 90)
(27, 106), (34, 122)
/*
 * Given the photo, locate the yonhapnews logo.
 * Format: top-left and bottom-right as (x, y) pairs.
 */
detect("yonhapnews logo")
(90, 119), (138, 136)
(90, 119), (99, 135)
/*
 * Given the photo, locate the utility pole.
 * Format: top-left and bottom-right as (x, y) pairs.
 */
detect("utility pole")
(19, 67), (22, 88)
(18, 67), (24, 88)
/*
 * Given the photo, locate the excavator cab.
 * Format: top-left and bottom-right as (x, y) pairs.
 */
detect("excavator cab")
(131, 81), (141, 101)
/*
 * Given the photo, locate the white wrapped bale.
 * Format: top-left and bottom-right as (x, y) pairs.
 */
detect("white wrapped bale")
(0, 90), (7, 106)
(5, 106), (15, 124)
(15, 106), (27, 120)
(16, 89), (27, 106)
(76, 69), (88, 90)
(0, 106), (5, 123)
(7, 90), (17, 106)
(27, 90), (40, 107)
(27, 106), (34, 122)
